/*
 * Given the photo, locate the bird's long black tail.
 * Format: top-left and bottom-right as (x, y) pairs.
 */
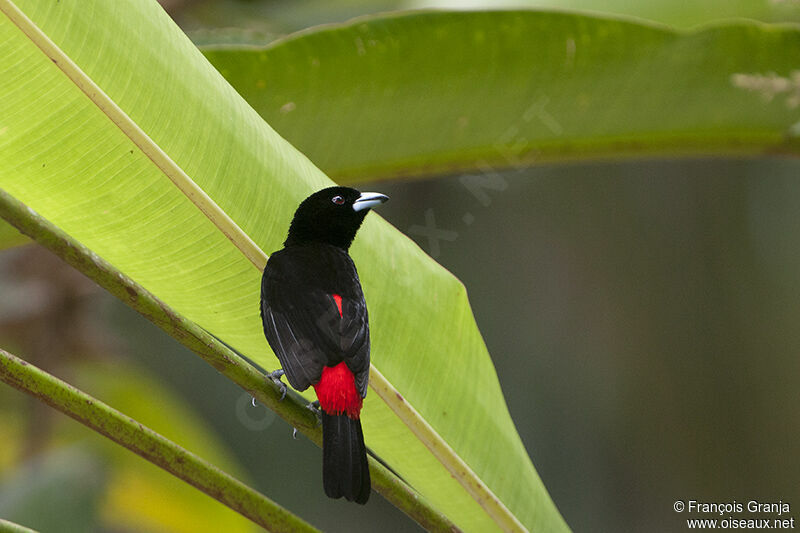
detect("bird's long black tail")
(321, 412), (370, 504)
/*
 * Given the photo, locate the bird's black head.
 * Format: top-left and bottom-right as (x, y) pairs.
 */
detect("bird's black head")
(284, 187), (389, 250)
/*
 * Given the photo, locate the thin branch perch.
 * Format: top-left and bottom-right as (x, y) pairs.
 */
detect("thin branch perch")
(0, 347), (318, 533)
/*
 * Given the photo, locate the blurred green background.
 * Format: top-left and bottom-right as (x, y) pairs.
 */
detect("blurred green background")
(2, 1), (799, 532)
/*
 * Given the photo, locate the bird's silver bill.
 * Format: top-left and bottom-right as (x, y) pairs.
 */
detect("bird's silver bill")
(352, 192), (389, 212)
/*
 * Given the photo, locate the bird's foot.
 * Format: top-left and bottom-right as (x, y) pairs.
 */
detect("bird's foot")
(266, 369), (287, 401)
(290, 401), (321, 438)
(306, 399), (320, 413)
(306, 400), (321, 424)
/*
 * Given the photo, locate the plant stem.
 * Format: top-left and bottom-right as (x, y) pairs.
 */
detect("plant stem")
(0, 347), (319, 533)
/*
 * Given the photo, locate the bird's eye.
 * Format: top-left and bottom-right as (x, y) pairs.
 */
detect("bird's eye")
(331, 195), (345, 205)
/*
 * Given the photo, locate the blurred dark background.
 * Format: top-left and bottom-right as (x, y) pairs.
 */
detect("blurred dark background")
(1, 2), (799, 532)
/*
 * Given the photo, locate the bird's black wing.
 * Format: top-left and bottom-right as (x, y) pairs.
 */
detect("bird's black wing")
(260, 246), (370, 396)
(339, 295), (370, 398)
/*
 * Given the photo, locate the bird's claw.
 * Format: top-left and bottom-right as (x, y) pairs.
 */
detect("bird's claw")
(267, 369), (287, 401)
(306, 400), (321, 425)
(290, 402), (320, 439)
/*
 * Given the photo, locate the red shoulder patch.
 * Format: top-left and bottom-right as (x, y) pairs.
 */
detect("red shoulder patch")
(332, 294), (343, 317)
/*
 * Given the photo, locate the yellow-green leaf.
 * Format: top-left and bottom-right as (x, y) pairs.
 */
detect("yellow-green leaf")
(0, 1), (565, 530)
(203, 11), (800, 183)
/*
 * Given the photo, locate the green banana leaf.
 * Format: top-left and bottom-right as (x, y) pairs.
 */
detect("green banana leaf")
(173, 0), (800, 40)
(202, 11), (800, 183)
(416, 0), (800, 28)
(0, 1), (563, 531)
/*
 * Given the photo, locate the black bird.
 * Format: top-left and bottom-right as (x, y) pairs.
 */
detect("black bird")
(260, 186), (389, 504)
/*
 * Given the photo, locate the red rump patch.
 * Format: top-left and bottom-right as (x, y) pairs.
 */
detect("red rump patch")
(313, 362), (362, 419)
(332, 294), (343, 317)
